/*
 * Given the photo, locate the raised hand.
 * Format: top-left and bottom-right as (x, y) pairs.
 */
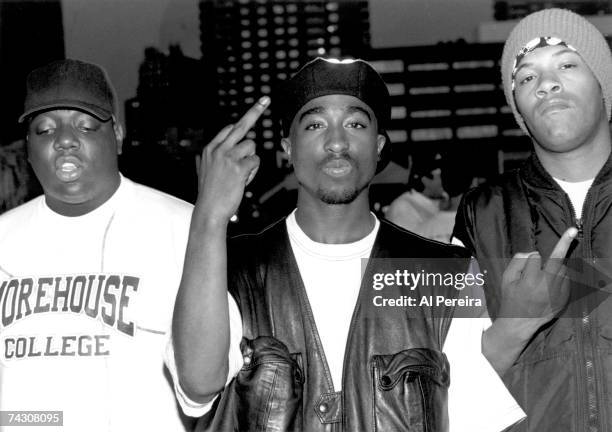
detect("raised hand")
(499, 227), (578, 320)
(195, 96), (270, 224)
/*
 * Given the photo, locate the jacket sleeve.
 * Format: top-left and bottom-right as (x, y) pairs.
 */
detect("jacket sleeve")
(452, 190), (479, 257)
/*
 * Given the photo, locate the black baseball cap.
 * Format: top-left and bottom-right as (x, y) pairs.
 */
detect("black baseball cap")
(19, 59), (116, 123)
(277, 57), (392, 173)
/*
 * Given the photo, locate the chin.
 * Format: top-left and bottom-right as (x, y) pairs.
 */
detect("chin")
(316, 186), (362, 205)
(535, 133), (584, 153)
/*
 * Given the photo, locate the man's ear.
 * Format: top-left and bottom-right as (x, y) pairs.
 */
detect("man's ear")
(377, 133), (386, 157)
(25, 136), (31, 164)
(281, 137), (292, 163)
(113, 120), (124, 155)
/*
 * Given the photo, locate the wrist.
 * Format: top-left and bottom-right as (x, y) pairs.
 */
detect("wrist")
(192, 200), (235, 227)
(191, 208), (231, 234)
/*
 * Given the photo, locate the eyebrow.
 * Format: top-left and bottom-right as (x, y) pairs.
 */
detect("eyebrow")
(515, 48), (579, 74)
(297, 105), (373, 123)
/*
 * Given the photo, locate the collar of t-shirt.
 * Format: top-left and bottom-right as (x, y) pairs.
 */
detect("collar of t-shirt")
(553, 177), (594, 220)
(285, 209), (379, 260)
(30, 175), (129, 274)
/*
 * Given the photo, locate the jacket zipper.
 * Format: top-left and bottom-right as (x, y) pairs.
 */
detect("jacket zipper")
(565, 195), (583, 239)
(565, 188), (598, 430)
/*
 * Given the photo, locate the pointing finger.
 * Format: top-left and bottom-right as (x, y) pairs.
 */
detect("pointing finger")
(221, 96), (271, 149)
(208, 123), (235, 149)
(544, 227), (578, 276)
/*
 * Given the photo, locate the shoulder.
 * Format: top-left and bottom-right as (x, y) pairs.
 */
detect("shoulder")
(0, 196), (42, 231)
(229, 217), (287, 250)
(461, 174), (514, 208)
(379, 218), (470, 259)
(457, 170), (524, 220)
(121, 177), (193, 219)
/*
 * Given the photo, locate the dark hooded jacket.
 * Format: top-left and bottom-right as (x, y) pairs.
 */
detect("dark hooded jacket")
(453, 153), (612, 432)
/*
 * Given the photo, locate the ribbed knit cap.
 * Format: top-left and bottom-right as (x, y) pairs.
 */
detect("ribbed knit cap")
(501, 8), (612, 134)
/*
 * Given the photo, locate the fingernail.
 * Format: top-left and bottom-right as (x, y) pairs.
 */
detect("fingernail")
(258, 96), (270, 106)
(568, 227), (578, 238)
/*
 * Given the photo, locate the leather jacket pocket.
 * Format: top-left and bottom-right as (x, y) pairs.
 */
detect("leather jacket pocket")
(372, 348), (450, 432)
(198, 336), (304, 432)
(235, 336), (304, 432)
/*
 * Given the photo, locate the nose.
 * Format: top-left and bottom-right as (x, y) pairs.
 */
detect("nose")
(535, 70), (562, 98)
(324, 124), (349, 154)
(53, 125), (80, 151)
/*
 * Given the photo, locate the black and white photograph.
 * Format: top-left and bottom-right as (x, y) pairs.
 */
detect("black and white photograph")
(1, 1), (612, 431)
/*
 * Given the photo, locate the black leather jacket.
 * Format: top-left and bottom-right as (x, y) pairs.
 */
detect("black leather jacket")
(454, 153), (612, 432)
(199, 217), (471, 432)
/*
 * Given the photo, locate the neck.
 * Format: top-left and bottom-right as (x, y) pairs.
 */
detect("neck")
(535, 123), (612, 182)
(46, 174), (121, 217)
(295, 189), (374, 244)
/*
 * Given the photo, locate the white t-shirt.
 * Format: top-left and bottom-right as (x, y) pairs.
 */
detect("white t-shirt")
(0, 176), (193, 432)
(167, 210), (525, 431)
(553, 177), (594, 220)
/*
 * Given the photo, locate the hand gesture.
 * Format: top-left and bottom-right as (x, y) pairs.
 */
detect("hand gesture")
(195, 96), (270, 224)
(499, 227), (577, 321)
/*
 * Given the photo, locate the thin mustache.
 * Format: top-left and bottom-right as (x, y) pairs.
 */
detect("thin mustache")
(320, 154), (355, 166)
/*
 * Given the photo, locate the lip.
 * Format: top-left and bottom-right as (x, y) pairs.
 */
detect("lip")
(55, 155), (83, 182)
(322, 158), (353, 177)
(538, 99), (571, 116)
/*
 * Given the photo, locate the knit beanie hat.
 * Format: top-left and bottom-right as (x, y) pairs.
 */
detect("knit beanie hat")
(501, 8), (612, 134)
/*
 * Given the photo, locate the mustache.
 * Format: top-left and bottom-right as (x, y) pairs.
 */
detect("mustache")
(318, 153), (357, 167)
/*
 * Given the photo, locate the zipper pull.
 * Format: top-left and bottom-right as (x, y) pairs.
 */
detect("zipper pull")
(575, 218), (583, 239)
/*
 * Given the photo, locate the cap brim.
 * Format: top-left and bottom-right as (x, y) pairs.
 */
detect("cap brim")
(18, 100), (112, 123)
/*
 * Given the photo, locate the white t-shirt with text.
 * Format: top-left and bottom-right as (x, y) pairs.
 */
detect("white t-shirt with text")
(0, 176), (193, 432)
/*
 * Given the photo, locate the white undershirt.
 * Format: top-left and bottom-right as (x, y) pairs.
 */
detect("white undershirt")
(286, 210), (378, 388)
(553, 177), (594, 220)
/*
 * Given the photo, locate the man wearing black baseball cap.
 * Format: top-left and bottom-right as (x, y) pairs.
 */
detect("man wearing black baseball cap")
(169, 58), (524, 431)
(0, 59), (193, 431)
